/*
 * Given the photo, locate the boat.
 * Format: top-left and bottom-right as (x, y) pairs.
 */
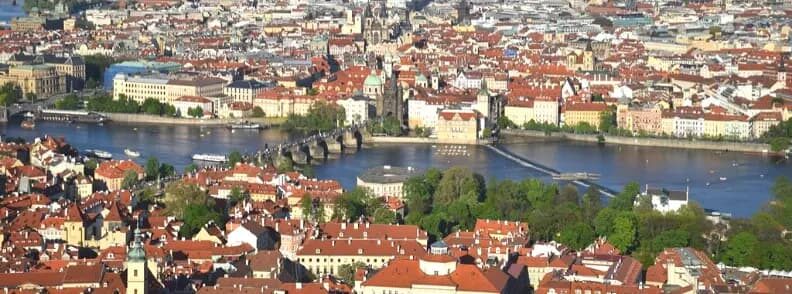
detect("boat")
(192, 153), (228, 162)
(124, 149), (141, 157)
(719, 177), (727, 181)
(20, 119), (35, 129)
(228, 121), (263, 130)
(85, 149), (112, 160)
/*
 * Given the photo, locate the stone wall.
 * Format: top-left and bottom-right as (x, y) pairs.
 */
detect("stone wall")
(501, 129), (773, 153)
(103, 113), (282, 126)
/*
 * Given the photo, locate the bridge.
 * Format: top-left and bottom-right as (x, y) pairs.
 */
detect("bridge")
(485, 144), (618, 198)
(246, 121), (374, 167)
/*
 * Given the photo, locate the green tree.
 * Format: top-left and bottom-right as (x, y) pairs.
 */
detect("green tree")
(404, 175), (434, 224)
(337, 262), (366, 285)
(0, 83), (22, 106)
(162, 182), (213, 219)
(188, 106), (204, 118)
(83, 54), (116, 84)
(582, 186), (602, 220)
(722, 231), (760, 267)
(84, 159), (98, 171)
(334, 188), (372, 221)
(252, 106), (265, 117)
(282, 101), (345, 132)
(599, 110), (615, 133)
(769, 137), (790, 152)
(610, 182), (640, 211)
(184, 163), (198, 174)
(301, 194), (315, 220)
(230, 186), (247, 204)
(372, 207), (397, 224)
(141, 98), (163, 115)
(558, 222), (595, 250)
(55, 94), (81, 110)
(556, 184), (579, 204)
(609, 212), (637, 252)
(121, 170), (139, 189)
(145, 157), (160, 181)
(179, 204), (222, 238)
(594, 207), (619, 236)
(434, 167), (483, 205)
(159, 163), (175, 178)
(228, 151), (243, 168)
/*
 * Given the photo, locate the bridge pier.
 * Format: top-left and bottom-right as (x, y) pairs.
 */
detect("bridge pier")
(308, 141), (326, 160)
(342, 130), (360, 153)
(326, 137), (343, 154)
(290, 145), (309, 165)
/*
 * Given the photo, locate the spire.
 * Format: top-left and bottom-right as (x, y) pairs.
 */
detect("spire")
(478, 79), (489, 97)
(585, 40), (593, 52)
(127, 223), (146, 261)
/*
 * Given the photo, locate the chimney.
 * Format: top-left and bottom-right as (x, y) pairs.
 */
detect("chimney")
(295, 283), (302, 289)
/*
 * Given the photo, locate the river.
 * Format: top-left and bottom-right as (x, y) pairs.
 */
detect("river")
(3, 119), (790, 217)
(0, 0), (26, 23)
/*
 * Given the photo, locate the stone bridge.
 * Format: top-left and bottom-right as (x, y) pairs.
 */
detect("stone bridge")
(259, 124), (369, 166)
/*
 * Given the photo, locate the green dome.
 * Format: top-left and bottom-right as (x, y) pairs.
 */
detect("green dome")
(364, 70), (382, 87)
(416, 73), (428, 82)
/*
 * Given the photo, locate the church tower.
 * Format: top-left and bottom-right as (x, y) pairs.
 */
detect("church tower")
(778, 53), (787, 87)
(474, 80), (491, 118)
(583, 41), (595, 71)
(126, 227), (147, 294)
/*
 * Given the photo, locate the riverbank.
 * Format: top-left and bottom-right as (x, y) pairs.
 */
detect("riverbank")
(103, 113), (286, 126)
(501, 129), (773, 153)
(366, 136), (437, 144)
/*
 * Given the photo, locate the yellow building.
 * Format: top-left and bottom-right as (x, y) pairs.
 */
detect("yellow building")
(296, 239), (425, 276)
(563, 102), (609, 129)
(113, 74), (226, 105)
(504, 98), (535, 126)
(0, 64), (66, 98)
(702, 113), (751, 140)
(436, 109), (479, 144)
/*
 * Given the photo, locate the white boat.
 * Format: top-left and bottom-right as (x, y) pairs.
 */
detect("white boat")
(192, 153), (228, 162)
(719, 177), (727, 181)
(124, 149), (141, 157)
(228, 122), (263, 130)
(85, 149), (112, 160)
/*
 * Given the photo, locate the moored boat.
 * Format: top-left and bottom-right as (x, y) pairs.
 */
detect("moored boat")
(85, 149), (112, 160)
(192, 153), (228, 162)
(20, 119), (35, 129)
(228, 121), (263, 130)
(124, 149), (141, 157)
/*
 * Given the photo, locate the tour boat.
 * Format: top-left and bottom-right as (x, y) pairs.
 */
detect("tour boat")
(20, 119), (35, 129)
(85, 149), (112, 160)
(228, 122), (263, 130)
(192, 153), (228, 162)
(124, 149), (141, 158)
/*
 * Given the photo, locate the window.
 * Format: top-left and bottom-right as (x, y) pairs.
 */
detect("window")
(134, 269), (138, 277)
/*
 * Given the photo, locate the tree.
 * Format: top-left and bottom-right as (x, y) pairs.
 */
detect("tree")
(252, 106), (265, 117)
(159, 163), (175, 178)
(497, 116), (516, 129)
(228, 151), (243, 168)
(121, 170), (139, 189)
(55, 94), (81, 110)
(769, 137), (790, 152)
(582, 186), (602, 220)
(556, 184), (579, 204)
(482, 127), (492, 138)
(162, 182), (213, 219)
(179, 204), (222, 238)
(609, 212), (637, 252)
(184, 163), (198, 174)
(83, 55), (115, 84)
(599, 110), (615, 133)
(372, 207), (397, 224)
(337, 262), (366, 285)
(558, 222), (595, 250)
(610, 182), (640, 211)
(145, 157), (160, 181)
(722, 231), (760, 267)
(84, 159), (98, 171)
(229, 186), (247, 204)
(141, 98), (164, 115)
(0, 83), (23, 106)
(334, 188), (372, 221)
(282, 101), (345, 132)
(301, 194), (315, 221)
(188, 106), (204, 118)
(434, 167), (483, 205)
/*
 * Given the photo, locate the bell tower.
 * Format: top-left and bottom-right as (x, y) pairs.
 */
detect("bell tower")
(126, 227), (147, 294)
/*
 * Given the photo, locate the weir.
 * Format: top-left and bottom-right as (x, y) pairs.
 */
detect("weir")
(485, 144), (617, 198)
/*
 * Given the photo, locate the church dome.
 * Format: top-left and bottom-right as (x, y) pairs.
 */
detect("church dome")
(364, 70), (382, 87)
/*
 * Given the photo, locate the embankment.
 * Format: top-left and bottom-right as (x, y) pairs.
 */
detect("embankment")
(501, 129), (773, 153)
(103, 113), (285, 126)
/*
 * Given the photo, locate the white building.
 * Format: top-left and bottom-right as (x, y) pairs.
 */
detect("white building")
(336, 95), (373, 125)
(634, 186), (689, 214)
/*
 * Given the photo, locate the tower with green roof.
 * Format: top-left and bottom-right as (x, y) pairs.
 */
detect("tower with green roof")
(126, 227), (147, 294)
